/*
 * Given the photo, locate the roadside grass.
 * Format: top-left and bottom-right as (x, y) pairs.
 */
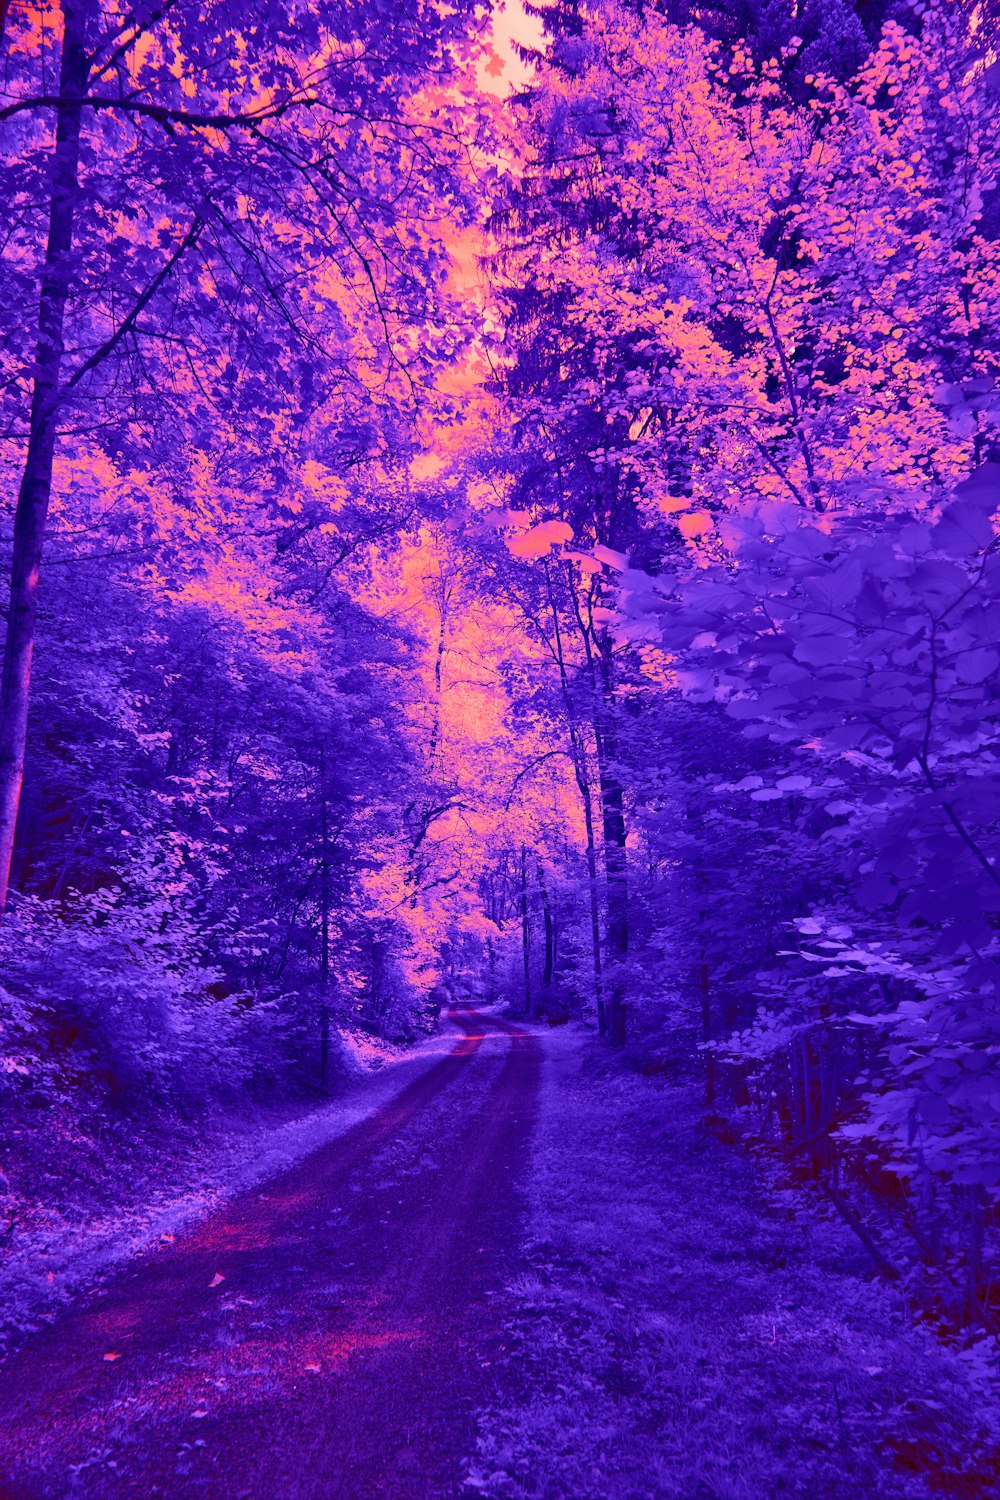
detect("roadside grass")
(0, 1024), (456, 1359)
(470, 1026), (999, 1500)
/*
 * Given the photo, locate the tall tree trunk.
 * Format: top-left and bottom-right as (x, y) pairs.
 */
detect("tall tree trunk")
(542, 563), (605, 1030)
(573, 758), (606, 1032)
(538, 861), (554, 1010)
(560, 567), (628, 1044)
(486, 934), (497, 1003)
(600, 759), (629, 1047)
(519, 844), (532, 1015)
(0, 0), (92, 912)
(426, 563), (450, 767)
(318, 744), (331, 1092)
(594, 640), (629, 1047)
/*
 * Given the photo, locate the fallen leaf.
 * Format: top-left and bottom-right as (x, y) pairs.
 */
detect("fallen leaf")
(209, 1272), (225, 1288)
(103, 1352), (121, 1362)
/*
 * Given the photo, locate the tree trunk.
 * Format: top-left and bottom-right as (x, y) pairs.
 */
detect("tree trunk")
(580, 769), (606, 1034)
(594, 644), (628, 1047)
(0, 0), (93, 912)
(538, 862), (554, 1009)
(542, 563), (605, 1030)
(519, 845), (531, 1015)
(601, 764), (629, 1046)
(318, 744), (331, 1092)
(486, 934), (497, 1002)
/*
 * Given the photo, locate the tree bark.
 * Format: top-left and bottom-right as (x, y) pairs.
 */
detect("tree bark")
(561, 568), (628, 1045)
(541, 564), (604, 1030)
(319, 743), (331, 1092)
(594, 640), (629, 1047)
(538, 861), (554, 1005)
(519, 845), (532, 1015)
(0, 0), (93, 912)
(582, 783), (606, 1035)
(601, 762), (629, 1047)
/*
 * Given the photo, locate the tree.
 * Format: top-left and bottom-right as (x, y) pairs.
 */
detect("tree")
(0, 0), (483, 908)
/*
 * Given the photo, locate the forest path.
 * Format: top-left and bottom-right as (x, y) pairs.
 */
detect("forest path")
(0, 1007), (540, 1499)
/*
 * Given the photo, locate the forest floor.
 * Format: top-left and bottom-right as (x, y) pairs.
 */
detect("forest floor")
(0, 1009), (996, 1499)
(471, 1025), (999, 1500)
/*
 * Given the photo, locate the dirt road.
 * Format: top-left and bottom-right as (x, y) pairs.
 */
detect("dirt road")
(0, 1008), (539, 1499)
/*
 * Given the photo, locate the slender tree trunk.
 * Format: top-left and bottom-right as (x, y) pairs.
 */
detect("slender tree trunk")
(0, 0), (93, 913)
(594, 643), (628, 1046)
(600, 758), (629, 1045)
(519, 845), (531, 1015)
(565, 576), (628, 1046)
(552, 897), (559, 982)
(486, 934), (497, 1002)
(538, 861), (554, 1010)
(580, 768), (606, 1034)
(370, 939), (386, 1020)
(541, 565), (605, 1029)
(318, 744), (331, 1092)
(426, 565), (450, 767)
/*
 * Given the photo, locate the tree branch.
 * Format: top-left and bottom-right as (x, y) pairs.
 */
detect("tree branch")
(0, 92), (316, 129)
(57, 213), (204, 407)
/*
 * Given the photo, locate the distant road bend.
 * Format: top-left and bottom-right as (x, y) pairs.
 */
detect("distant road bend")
(0, 1006), (540, 1499)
